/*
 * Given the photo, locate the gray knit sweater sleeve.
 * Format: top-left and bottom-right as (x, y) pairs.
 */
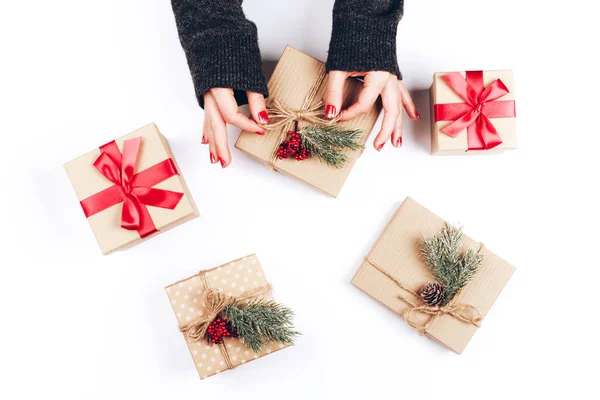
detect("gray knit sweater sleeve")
(326, 0), (404, 79)
(170, 0), (267, 108)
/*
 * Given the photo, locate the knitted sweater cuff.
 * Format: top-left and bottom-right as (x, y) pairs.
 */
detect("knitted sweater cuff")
(326, 15), (402, 80)
(190, 29), (268, 108)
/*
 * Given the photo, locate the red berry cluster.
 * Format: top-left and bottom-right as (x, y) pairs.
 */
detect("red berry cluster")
(206, 316), (238, 345)
(277, 130), (312, 161)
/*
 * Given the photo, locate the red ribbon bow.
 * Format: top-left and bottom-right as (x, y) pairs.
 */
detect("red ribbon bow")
(80, 137), (184, 238)
(434, 71), (516, 150)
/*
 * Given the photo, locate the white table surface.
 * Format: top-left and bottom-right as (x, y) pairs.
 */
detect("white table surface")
(1, 0), (598, 398)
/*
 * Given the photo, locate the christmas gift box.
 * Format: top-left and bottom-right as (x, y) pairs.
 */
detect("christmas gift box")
(351, 198), (515, 353)
(236, 46), (382, 197)
(64, 123), (199, 254)
(430, 70), (517, 155)
(166, 254), (298, 379)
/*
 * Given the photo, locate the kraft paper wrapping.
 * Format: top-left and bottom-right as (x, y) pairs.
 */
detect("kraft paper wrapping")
(430, 70), (517, 155)
(351, 198), (515, 354)
(166, 255), (290, 379)
(64, 123), (199, 254)
(235, 46), (382, 197)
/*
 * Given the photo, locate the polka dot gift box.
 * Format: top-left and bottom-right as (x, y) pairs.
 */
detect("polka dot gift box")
(166, 254), (298, 379)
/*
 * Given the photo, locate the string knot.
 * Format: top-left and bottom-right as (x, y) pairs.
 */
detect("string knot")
(404, 302), (482, 335)
(363, 258), (483, 336)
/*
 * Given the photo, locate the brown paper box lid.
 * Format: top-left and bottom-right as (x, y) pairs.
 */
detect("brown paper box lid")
(166, 254), (290, 379)
(64, 123), (199, 254)
(351, 198), (515, 353)
(235, 46), (382, 197)
(430, 70), (517, 155)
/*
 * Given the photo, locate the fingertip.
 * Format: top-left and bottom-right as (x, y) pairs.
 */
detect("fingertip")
(374, 141), (385, 152)
(219, 157), (231, 169)
(258, 111), (269, 125)
(325, 104), (337, 120)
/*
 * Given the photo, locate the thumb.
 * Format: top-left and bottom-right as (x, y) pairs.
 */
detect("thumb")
(324, 71), (347, 119)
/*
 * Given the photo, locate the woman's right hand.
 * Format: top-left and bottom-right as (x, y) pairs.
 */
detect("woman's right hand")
(203, 88), (269, 168)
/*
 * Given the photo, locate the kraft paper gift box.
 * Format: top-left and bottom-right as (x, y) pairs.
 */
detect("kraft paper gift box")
(351, 197), (515, 354)
(64, 123), (199, 254)
(236, 46), (382, 197)
(430, 70), (517, 155)
(166, 254), (290, 379)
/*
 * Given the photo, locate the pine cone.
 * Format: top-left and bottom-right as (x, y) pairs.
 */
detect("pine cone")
(419, 281), (445, 306)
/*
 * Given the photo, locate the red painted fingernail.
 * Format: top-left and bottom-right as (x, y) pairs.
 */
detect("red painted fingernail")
(210, 153), (217, 164)
(396, 137), (403, 147)
(258, 111), (269, 124)
(220, 158), (226, 168)
(325, 105), (336, 119)
(377, 143), (385, 151)
(415, 111), (421, 120)
(202, 135), (208, 144)
(256, 131), (265, 136)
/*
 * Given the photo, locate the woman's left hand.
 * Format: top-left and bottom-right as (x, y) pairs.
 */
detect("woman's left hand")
(324, 71), (420, 150)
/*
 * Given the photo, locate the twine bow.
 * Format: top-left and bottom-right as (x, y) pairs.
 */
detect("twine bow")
(178, 272), (272, 371)
(364, 259), (482, 335)
(179, 282), (272, 341)
(179, 289), (235, 341)
(399, 291), (482, 335)
(261, 99), (339, 132)
(259, 67), (338, 168)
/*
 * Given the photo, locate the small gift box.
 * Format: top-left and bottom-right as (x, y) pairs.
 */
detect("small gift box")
(236, 46), (382, 197)
(430, 70), (517, 155)
(166, 254), (297, 379)
(64, 123), (199, 254)
(351, 198), (515, 353)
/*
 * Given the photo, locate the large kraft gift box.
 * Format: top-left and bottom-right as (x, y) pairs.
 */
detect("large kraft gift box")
(166, 254), (290, 379)
(64, 123), (199, 254)
(351, 198), (515, 353)
(431, 70), (517, 155)
(236, 46), (382, 197)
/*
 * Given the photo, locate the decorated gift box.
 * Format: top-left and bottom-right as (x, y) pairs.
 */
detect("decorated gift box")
(430, 70), (517, 155)
(236, 46), (382, 197)
(351, 198), (515, 353)
(166, 254), (298, 379)
(64, 123), (199, 254)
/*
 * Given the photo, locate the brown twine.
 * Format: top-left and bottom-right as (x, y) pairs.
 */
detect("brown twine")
(258, 69), (339, 169)
(363, 258), (482, 335)
(178, 272), (272, 371)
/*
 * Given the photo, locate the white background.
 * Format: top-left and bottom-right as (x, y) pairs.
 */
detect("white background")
(1, 0), (599, 399)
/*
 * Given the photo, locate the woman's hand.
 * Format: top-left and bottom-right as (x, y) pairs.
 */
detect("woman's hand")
(202, 88), (269, 168)
(324, 71), (419, 150)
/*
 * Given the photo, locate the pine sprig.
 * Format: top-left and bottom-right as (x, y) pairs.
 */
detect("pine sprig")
(222, 300), (300, 353)
(299, 125), (363, 168)
(421, 223), (484, 305)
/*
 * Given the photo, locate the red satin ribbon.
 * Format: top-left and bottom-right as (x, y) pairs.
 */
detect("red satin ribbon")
(434, 71), (516, 150)
(80, 137), (184, 238)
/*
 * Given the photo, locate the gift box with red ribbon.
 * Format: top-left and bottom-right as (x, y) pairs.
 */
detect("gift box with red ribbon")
(431, 70), (517, 155)
(64, 123), (199, 254)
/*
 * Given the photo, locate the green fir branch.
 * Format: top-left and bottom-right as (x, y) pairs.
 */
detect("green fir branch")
(222, 300), (300, 353)
(299, 125), (363, 168)
(421, 223), (484, 305)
